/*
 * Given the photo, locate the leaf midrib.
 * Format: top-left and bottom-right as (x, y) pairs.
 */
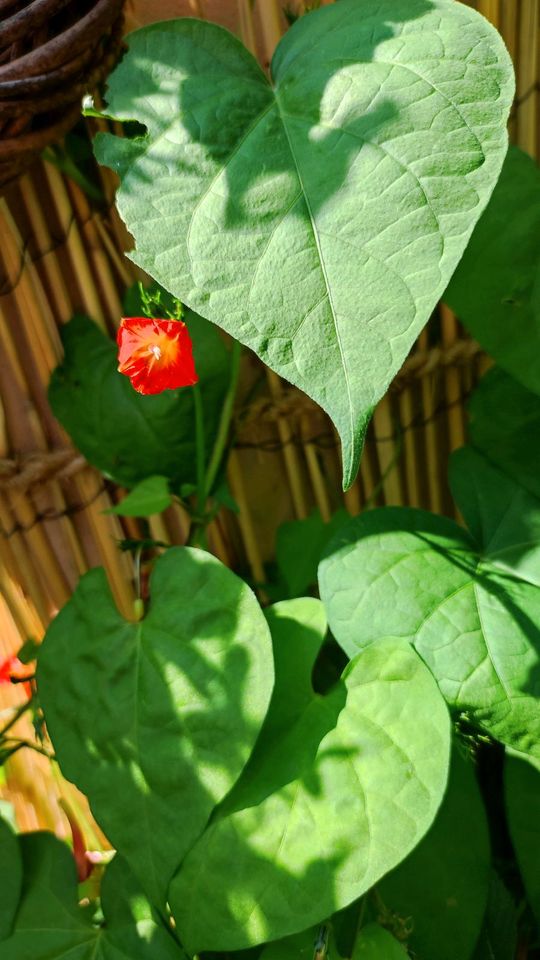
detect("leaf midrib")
(273, 89), (356, 469)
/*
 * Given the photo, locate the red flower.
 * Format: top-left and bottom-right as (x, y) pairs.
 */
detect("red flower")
(117, 317), (198, 395)
(0, 656), (33, 698)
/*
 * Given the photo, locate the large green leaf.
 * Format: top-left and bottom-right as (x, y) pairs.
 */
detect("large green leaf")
(0, 834), (185, 958)
(94, 1), (514, 488)
(169, 599), (450, 952)
(37, 548), (273, 908)
(0, 816), (22, 941)
(468, 367), (540, 502)
(504, 753), (540, 925)
(319, 446), (540, 758)
(444, 147), (540, 395)
(49, 311), (229, 489)
(378, 747), (490, 960)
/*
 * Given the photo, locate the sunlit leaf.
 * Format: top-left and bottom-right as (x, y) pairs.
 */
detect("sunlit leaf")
(169, 601), (450, 952)
(94, 1), (513, 487)
(37, 548), (274, 909)
(319, 446), (540, 759)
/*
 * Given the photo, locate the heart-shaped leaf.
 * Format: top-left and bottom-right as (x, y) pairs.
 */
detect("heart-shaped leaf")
(319, 446), (540, 759)
(0, 816), (22, 941)
(378, 747), (490, 960)
(169, 601), (450, 952)
(444, 148), (540, 396)
(94, 0), (514, 487)
(0, 834), (185, 959)
(49, 310), (230, 490)
(37, 548), (273, 908)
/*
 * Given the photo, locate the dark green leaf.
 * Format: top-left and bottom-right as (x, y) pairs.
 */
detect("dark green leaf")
(37, 548), (273, 909)
(106, 475), (172, 516)
(351, 923), (407, 959)
(471, 872), (518, 960)
(49, 312), (229, 489)
(260, 922), (345, 960)
(469, 367), (540, 502)
(444, 147), (540, 395)
(505, 752), (540, 925)
(0, 816), (22, 941)
(276, 509), (349, 597)
(1, 833), (185, 958)
(95, 2), (513, 487)
(169, 601), (450, 952)
(378, 747), (490, 960)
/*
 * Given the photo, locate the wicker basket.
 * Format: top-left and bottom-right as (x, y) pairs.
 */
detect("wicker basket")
(0, 0), (538, 832)
(0, 0), (124, 188)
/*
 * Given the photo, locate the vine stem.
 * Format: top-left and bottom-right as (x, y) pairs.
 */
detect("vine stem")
(188, 340), (242, 546)
(192, 382), (207, 517)
(204, 338), (242, 496)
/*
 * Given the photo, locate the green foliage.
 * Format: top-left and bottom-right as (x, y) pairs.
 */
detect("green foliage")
(0, 816), (22, 941)
(320, 442), (540, 760)
(276, 509), (350, 597)
(169, 602), (450, 952)
(37, 548), (274, 909)
(0, 834), (185, 958)
(94, 1), (513, 488)
(471, 872), (518, 960)
(351, 923), (407, 958)
(259, 920), (407, 960)
(49, 311), (229, 489)
(468, 366), (540, 501)
(106, 475), (173, 516)
(26, 2), (538, 954)
(444, 147), (540, 395)
(505, 752), (540, 925)
(260, 922), (345, 960)
(378, 747), (491, 960)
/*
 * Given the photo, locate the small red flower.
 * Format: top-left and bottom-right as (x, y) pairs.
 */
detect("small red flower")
(0, 656), (33, 698)
(117, 317), (198, 395)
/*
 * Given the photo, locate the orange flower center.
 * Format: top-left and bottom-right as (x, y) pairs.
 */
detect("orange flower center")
(132, 330), (180, 369)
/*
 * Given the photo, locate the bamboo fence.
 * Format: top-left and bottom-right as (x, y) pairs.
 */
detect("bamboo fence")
(0, 0), (538, 834)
